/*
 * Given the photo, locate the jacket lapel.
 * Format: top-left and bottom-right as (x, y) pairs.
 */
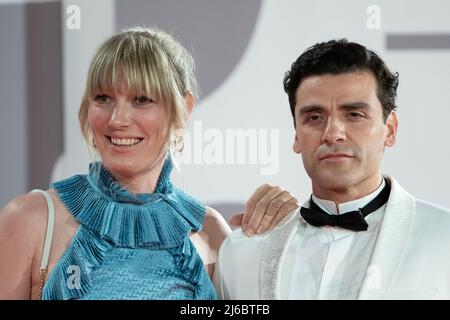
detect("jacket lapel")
(358, 176), (416, 299)
(259, 210), (302, 299)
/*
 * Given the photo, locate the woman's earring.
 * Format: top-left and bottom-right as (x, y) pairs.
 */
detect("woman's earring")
(173, 135), (184, 152)
(91, 137), (97, 149)
(88, 131), (97, 150)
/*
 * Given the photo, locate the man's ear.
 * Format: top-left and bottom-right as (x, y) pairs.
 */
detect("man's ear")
(184, 91), (195, 116)
(293, 133), (302, 154)
(385, 111), (398, 147)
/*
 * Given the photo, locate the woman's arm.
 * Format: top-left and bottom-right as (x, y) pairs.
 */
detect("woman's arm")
(0, 193), (46, 299)
(191, 206), (231, 278)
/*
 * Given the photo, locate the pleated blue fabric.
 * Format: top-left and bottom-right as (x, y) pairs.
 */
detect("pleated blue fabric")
(41, 156), (216, 300)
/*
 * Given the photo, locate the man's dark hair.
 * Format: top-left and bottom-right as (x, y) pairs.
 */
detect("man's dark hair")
(283, 39), (399, 125)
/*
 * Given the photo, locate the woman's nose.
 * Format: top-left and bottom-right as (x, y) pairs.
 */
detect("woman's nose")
(109, 102), (131, 128)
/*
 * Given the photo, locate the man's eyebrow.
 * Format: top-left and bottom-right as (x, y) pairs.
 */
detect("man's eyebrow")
(340, 102), (372, 110)
(298, 102), (372, 116)
(298, 105), (326, 116)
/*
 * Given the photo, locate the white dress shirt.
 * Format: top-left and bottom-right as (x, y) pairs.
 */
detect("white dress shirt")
(280, 179), (387, 299)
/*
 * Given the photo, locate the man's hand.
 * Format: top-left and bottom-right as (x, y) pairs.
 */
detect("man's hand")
(229, 184), (300, 236)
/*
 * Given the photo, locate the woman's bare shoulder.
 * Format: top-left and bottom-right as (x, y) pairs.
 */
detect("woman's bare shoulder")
(0, 191), (49, 230)
(0, 191), (49, 299)
(202, 206), (232, 246)
(204, 206), (231, 230)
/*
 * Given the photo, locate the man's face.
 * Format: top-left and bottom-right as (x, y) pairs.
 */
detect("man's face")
(293, 71), (398, 199)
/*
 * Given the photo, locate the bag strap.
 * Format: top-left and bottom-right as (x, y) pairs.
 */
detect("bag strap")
(31, 189), (55, 299)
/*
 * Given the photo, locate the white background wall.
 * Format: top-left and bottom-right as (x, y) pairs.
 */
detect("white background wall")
(186, 0), (450, 210)
(1, 0), (449, 214)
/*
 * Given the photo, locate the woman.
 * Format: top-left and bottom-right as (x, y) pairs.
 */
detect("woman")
(0, 27), (299, 299)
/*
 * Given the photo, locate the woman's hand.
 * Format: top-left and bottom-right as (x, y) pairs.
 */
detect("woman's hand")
(229, 184), (300, 236)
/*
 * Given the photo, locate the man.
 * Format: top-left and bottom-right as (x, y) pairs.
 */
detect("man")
(213, 39), (450, 299)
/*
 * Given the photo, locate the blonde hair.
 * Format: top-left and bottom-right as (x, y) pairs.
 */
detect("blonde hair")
(78, 26), (198, 146)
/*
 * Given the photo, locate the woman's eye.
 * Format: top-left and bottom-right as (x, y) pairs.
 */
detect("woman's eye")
(93, 94), (111, 104)
(133, 96), (154, 105)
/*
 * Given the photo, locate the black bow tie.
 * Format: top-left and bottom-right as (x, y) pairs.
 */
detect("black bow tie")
(300, 180), (391, 231)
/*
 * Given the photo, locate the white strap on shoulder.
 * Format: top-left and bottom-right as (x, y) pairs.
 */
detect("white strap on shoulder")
(31, 189), (55, 271)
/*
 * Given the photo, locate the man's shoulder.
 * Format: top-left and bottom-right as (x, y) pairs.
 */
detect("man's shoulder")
(389, 176), (450, 221)
(408, 197), (450, 244)
(415, 197), (450, 220)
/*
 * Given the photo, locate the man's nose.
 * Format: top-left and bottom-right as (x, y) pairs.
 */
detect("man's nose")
(321, 117), (346, 145)
(109, 101), (131, 128)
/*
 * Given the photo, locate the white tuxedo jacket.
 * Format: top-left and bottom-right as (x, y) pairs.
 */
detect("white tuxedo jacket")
(213, 177), (450, 299)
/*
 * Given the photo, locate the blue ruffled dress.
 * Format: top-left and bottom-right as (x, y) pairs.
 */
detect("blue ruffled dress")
(41, 157), (216, 300)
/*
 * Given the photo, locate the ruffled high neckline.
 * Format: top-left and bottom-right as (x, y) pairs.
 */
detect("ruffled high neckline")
(45, 155), (215, 300)
(88, 156), (173, 204)
(51, 155), (206, 248)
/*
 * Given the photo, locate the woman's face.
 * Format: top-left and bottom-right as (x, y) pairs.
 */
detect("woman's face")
(87, 85), (170, 179)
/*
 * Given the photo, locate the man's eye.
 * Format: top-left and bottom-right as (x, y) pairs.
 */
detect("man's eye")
(93, 94), (111, 104)
(347, 112), (364, 119)
(133, 96), (154, 105)
(305, 114), (323, 122)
